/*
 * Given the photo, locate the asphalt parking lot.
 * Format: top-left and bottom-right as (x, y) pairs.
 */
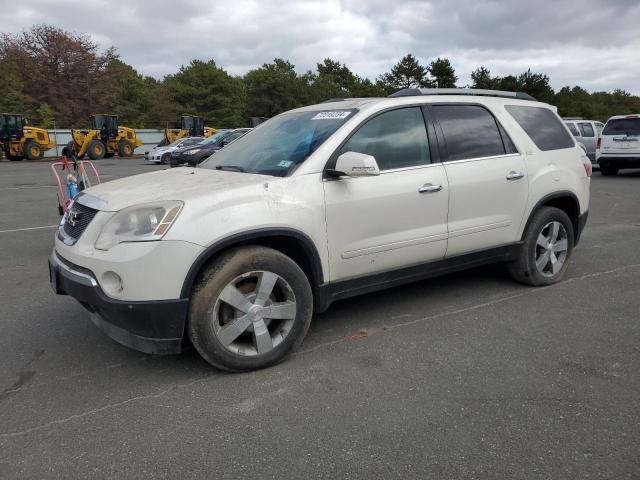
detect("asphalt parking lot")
(0, 159), (638, 479)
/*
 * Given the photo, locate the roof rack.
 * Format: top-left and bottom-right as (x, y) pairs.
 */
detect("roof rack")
(389, 88), (536, 101)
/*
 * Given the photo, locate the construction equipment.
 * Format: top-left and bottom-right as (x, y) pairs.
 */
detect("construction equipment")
(161, 115), (217, 146)
(69, 114), (142, 160)
(0, 113), (56, 161)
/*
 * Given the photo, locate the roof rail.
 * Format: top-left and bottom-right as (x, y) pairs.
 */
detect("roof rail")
(389, 88), (536, 101)
(322, 98), (347, 103)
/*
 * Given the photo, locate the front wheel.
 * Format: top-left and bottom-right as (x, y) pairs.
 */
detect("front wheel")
(87, 140), (106, 160)
(188, 246), (313, 371)
(509, 207), (574, 286)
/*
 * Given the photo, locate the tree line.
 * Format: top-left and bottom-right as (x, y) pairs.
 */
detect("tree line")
(2, 25), (639, 129)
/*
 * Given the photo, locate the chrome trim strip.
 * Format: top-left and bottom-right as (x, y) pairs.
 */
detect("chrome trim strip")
(442, 153), (521, 166)
(342, 233), (448, 259)
(52, 250), (98, 287)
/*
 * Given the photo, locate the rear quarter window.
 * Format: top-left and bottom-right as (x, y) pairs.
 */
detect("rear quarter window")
(506, 105), (574, 151)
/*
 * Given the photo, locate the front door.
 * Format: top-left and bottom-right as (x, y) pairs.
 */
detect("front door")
(324, 107), (449, 282)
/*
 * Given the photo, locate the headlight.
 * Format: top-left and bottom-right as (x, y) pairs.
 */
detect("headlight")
(183, 149), (201, 155)
(95, 201), (183, 251)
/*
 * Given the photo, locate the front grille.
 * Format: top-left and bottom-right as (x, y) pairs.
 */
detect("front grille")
(63, 202), (98, 240)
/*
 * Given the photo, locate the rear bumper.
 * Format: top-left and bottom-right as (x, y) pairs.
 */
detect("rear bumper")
(597, 156), (640, 169)
(49, 250), (188, 354)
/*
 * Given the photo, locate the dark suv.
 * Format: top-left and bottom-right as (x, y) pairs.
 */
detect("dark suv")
(170, 128), (251, 167)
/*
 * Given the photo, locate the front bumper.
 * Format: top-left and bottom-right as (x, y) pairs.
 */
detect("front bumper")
(49, 249), (188, 354)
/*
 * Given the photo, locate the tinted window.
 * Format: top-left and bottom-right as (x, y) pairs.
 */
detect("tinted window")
(506, 105), (574, 151)
(340, 107), (430, 170)
(566, 123), (579, 136)
(602, 118), (640, 135)
(433, 105), (506, 161)
(579, 123), (595, 137)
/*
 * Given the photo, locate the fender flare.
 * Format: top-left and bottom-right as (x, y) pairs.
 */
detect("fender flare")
(179, 228), (325, 299)
(520, 190), (581, 240)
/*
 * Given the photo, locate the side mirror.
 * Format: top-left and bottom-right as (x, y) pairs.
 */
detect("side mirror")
(328, 151), (380, 178)
(219, 140), (228, 148)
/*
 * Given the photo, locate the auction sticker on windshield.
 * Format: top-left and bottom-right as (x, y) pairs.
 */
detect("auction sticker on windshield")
(312, 111), (352, 120)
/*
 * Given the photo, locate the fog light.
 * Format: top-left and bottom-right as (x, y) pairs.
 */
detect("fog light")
(102, 271), (123, 296)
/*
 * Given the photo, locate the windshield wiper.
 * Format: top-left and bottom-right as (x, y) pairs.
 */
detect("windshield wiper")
(215, 165), (247, 173)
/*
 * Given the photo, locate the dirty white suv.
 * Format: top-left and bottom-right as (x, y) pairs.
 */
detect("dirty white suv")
(49, 89), (591, 371)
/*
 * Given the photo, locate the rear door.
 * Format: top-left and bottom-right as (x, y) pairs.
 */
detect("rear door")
(429, 104), (529, 257)
(601, 117), (640, 155)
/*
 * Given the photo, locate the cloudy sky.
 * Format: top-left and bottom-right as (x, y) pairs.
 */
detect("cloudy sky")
(1, 0), (639, 93)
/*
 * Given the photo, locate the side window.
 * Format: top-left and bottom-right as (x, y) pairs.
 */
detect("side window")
(432, 105), (507, 161)
(566, 123), (579, 136)
(505, 105), (574, 151)
(340, 107), (430, 170)
(579, 123), (595, 137)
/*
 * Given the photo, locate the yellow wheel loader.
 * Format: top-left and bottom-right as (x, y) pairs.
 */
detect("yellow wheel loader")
(161, 115), (218, 146)
(0, 113), (56, 161)
(69, 114), (143, 160)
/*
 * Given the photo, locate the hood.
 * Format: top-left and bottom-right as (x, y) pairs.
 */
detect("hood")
(79, 168), (271, 211)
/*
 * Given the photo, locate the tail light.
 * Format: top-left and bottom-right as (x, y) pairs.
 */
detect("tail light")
(596, 137), (602, 149)
(583, 158), (592, 177)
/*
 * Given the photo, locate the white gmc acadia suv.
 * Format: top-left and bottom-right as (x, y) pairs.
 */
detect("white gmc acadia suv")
(49, 88), (591, 371)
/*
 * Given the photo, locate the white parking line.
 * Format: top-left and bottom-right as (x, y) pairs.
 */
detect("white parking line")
(0, 185), (56, 191)
(0, 225), (58, 234)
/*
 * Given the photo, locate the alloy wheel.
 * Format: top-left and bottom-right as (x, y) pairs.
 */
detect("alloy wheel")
(535, 221), (568, 277)
(212, 271), (297, 356)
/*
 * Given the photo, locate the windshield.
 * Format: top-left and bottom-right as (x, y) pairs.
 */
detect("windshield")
(199, 130), (231, 145)
(603, 118), (640, 136)
(201, 109), (356, 176)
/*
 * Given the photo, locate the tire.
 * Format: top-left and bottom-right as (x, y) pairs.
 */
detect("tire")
(600, 166), (618, 176)
(509, 207), (574, 286)
(7, 155), (24, 161)
(118, 140), (134, 157)
(188, 246), (313, 372)
(160, 153), (171, 164)
(24, 140), (44, 160)
(87, 140), (106, 160)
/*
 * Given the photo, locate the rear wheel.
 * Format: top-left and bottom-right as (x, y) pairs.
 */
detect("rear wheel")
(24, 140), (44, 160)
(600, 166), (618, 176)
(188, 246), (313, 371)
(118, 140), (134, 157)
(509, 207), (574, 286)
(87, 140), (106, 160)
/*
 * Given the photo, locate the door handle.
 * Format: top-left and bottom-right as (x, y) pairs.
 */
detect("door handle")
(418, 183), (443, 193)
(506, 171), (525, 181)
